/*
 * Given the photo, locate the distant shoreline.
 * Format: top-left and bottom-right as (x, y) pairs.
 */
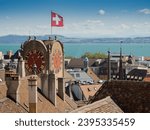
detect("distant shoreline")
(0, 35), (150, 44)
(1, 42), (150, 57)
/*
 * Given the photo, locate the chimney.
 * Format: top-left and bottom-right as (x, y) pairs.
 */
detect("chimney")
(6, 74), (20, 103)
(28, 75), (37, 113)
(17, 54), (25, 78)
(7, 50), (13, 59)
(58, 78), (65, 101)
(48, 73), (57, 106)
(41, 72), (58, 105)
(41, 71), (49, 97)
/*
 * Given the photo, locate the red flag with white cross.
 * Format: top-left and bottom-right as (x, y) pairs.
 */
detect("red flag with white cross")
(51, 12), (64, 27)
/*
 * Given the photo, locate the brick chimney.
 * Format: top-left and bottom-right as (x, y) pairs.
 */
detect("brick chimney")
(28, 75), (37, 113)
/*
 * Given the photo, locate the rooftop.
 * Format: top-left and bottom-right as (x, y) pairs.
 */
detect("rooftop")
(66, 58), (97, 69)
(80, 84), (102, 101)
(71, 96), (123, 113)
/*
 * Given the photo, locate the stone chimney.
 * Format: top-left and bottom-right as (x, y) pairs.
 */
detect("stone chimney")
(48, 73), (57, 106)
(41, 71), (49, 97)
(41, 72), (58, 106)
(28, 75), (37, 113)
(6, 74), (20, 103)
(58, 78), (65, 101)
(7, 50), (13, 59)
(17, 56), (25, 78)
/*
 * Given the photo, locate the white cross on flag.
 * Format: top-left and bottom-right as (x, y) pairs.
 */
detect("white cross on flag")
(51, 11), (64, 27)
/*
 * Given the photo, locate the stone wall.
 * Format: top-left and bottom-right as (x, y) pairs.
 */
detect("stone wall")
(0, 69), (5, 81)
(0, 82), (7, 100)
(90, 80), (150, 113)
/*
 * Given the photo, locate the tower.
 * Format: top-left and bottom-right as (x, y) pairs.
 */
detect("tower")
(22, 37), (65, 106)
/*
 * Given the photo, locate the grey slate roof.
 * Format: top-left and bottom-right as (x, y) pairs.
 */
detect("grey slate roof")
(68, 70), (93, 84)
(67, 58), (97, 69)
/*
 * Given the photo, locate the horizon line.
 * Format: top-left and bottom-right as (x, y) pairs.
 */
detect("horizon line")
(0, 34), (150, 39)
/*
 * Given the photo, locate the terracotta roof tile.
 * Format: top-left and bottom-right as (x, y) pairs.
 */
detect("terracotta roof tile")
(87, 68), (100, 83)
(71, 96), (123, 113)
(0, 98), (27, 113)
(0, 82), (7, 100)
(64, 70), (75, 82)
(80, 84), (102, 101)
(4, 76), (76, 113)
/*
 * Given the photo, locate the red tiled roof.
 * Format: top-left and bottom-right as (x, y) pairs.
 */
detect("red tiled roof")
(0, 76), (77, 113)
(87, 68), (100, 83)
(71, 96), (123, 113)
(80, 84), (102, 101)
(0, 98), (27, 113)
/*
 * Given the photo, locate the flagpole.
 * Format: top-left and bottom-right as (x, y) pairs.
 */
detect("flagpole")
(51, 11), (63, 37)
(51, 11), (53, 36)
(51, 26), (53, 36)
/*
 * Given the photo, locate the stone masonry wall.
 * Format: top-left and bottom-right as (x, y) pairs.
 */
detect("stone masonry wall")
(90, 80), (150, 113)
(0, 82), (7, 100)
(0, 69), (5, 81)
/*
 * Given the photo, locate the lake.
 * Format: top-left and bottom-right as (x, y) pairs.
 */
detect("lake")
(0, 42), (150, 57)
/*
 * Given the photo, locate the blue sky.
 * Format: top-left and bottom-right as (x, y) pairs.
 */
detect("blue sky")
(0, 0), (150, 37)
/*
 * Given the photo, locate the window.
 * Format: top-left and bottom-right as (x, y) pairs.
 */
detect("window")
(76, 73), (80, 77)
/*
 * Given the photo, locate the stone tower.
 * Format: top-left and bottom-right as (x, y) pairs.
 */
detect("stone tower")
(22, 37), (65, 106)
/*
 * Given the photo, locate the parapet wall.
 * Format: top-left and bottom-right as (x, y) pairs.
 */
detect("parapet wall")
(90, 80), (150, 113)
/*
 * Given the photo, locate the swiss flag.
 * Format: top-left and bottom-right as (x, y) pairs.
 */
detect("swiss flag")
(51, 12), (64, 27)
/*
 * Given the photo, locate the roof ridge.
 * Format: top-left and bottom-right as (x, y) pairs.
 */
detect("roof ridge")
(0, 97), (8, 103)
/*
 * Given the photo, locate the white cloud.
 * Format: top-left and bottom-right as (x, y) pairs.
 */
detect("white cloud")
(52, 20), (150, 38)
(120, 24), (130, 30)
(36, 25), (49, 29)
(85, 20), (104, 26)
(1, 16), (150, 38)
(98, 9), (105, 15)
(139, 8), (150, 14)
(63, 20), (105, 36)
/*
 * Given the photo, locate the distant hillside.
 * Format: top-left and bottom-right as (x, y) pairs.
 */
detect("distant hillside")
(0, 35), (150, 44)
(0, 35), (65, 44)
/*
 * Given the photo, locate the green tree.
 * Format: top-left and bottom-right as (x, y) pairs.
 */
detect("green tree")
(81, 52), (107, 59)
(65, 55), (76, 59)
